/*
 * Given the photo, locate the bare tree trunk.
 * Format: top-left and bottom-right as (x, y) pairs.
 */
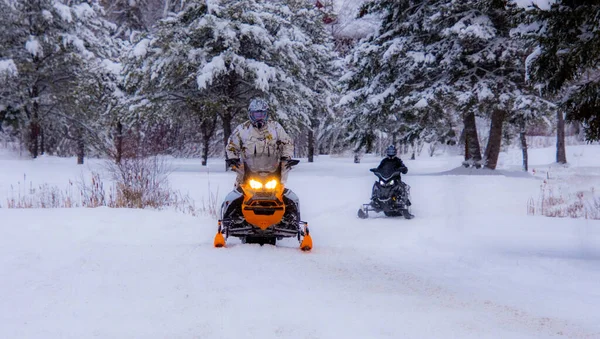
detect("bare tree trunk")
(202, 133), (210, 166)
(115, 120), (123, 164)
(29, 86), (41, 158)
(365, 133), (374, 153)
(463, 112), (482, 167)
(76, 130), (85, 165)
(410, 139), (416, 160)
(483, 109), (506, 170)
(40, 128), (44, 155)
(201, 111), (218, 166)
(557, 110), (567, 164)
(222, 109), (233, 157)
(520, 121), (528, 172)
(307, 127), (314, 163)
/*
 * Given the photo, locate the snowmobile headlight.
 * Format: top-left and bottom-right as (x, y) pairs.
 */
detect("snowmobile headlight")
(379, 180), (385, 186)
(389, 180), (395, 186)
(265, 179), (278, 189)
(249, 179), (263, 189)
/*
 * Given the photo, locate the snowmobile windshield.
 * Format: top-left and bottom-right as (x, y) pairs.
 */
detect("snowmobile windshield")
(373, 162), (401, 181)
(243, 154), (280, 174)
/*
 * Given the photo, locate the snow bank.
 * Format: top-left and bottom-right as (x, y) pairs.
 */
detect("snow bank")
(1, 145), (599, 338)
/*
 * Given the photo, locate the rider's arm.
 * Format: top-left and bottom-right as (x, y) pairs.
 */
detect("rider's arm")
(275, 122), (294, 159)
(397, 157), (408, 174)
(226, 125), (244, 159)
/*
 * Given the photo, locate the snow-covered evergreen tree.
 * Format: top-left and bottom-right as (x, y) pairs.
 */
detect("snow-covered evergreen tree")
(341, 0), (545, 168)
(124, 0), (341, 162)
(275, 0), (342, 161)
(101, 0), (148, 40)
(517, 1), (600, 142)
(0, 0), (124, 159)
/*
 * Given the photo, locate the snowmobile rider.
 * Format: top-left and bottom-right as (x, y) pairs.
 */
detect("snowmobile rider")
(225, 98), (294, 185)
(373, 145), (410, 204)
(377, 145), (408, 175)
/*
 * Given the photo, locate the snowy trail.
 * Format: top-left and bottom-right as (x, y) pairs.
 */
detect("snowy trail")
(1, 149), (600, 338)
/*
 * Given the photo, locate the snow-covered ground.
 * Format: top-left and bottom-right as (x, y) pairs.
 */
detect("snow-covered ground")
(1, 144), (599, 338)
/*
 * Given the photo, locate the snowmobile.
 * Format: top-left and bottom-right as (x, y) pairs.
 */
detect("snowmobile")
(357, 167), (414, 219)
(213, 155), (312, 251)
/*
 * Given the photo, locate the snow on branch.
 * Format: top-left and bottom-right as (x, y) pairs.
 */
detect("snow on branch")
(53, 2), (73, 22)
(25, 36), (43, 57)
(0, 59), (18, 77)
(196, 55), (227, 89)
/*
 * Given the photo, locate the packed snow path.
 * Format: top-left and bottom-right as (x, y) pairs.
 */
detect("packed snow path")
(1, 148), (599, 338)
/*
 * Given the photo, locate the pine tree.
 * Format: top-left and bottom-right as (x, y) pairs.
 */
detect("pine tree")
(0, 0), (124, 159)
(342, 0), (545, 169)
(517, 1), (600, 144)
(276, 0), (341, 161)
(124, 0), (341, 161)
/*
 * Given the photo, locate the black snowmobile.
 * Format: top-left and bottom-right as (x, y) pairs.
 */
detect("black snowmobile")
(357, 166), (413, 219)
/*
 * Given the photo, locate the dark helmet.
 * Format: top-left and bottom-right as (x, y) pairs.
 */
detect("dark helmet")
(385, 145), (397, 157)
(248, 98), (269, 129)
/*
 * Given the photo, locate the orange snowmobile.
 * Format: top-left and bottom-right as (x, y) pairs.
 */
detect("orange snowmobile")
(213, 155), (312, 251)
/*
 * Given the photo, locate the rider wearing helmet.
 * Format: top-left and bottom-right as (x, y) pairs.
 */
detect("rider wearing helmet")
(226, 98), (294, 184)
(377, 145), (408, 175)
(373, 145), (410, 205)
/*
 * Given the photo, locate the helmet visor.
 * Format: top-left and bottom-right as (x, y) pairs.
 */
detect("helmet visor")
(250, 110), (268, 122)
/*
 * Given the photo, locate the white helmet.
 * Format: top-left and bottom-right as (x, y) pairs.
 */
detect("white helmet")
(248, 98), (269, 128)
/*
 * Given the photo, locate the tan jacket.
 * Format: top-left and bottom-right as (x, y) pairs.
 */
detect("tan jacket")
(226, 120), (294, 160)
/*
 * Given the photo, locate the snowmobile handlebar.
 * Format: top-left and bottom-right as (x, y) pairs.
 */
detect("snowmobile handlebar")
(226, 158), (241, 169)
(226, 158), (300, 172)
(284, 159), (300, 169)
(370, 167), (407, 175)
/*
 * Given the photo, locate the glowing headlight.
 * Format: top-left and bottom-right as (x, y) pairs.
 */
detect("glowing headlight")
(249, 179), (263, 189)
(389, 180), (395, 186)
(265, 179), (278, 189)
(379, 180), (385, 186)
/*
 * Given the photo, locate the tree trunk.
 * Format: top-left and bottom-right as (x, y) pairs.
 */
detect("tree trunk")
(520, 127), (528, 172)
(202, 132), (210, 166)
(40, 128), (44, 155)
(222, 109), (233, 157)
(307, 127), (314, 163)
(556, 110), (567, 164)
(463, 112), (482, 167)
(76, 130), (85, 165)
(29, 118), (40, 158)
(483, 109), (506, 170)
(365, 133), (374, 153)
(410, 139), (416, 160)
(202, 121), (213, 167)
(115, 120), (123, 164)
(201, 111), (218, 166)
(29, 86), (40, 158)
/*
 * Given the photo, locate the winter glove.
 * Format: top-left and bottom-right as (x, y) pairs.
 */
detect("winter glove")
(226, 158), (241, 169)
(281, 157), (299, 170)
(401, 167), (408, 174)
